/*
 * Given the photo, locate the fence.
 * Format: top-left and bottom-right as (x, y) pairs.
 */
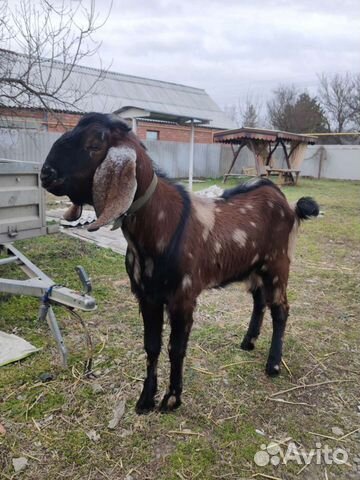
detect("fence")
(0, 129), (359, 180)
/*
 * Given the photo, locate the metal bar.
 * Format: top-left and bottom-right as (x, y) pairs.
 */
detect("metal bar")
(0, 278), (96, 311)
(0, 256), (18, 266)
(50, 286), (96, 311)
(188, 120), (195, 191)
(46, 306), (68, 367)
(132, 118), (137, 133)
(3, 243), (53, 282)
(0, 278), (49, 297)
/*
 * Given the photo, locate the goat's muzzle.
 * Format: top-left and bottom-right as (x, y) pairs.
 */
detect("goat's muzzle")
(41, 165), (64, 190)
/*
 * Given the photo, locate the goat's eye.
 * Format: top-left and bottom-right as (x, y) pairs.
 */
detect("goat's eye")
(88, 145), (101, 152)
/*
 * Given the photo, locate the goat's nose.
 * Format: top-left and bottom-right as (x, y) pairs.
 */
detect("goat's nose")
(40, 165), (58, 187)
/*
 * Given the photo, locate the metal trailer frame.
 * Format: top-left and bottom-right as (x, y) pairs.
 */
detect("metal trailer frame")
(0, 158), (96, 366)
(0, 243), (96, 366)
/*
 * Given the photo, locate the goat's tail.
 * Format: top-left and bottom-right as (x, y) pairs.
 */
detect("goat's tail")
(294, 197), (319, 221)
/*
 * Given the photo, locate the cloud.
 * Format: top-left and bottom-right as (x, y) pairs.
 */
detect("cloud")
(86, 0), (360, 107)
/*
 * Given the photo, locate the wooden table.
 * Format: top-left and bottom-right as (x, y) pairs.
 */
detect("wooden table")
(266, 168), (300, 185)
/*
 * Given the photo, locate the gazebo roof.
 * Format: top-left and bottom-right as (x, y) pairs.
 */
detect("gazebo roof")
(213, 127), (317, 145)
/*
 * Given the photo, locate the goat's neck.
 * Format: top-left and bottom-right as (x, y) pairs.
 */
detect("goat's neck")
(123, 150), (185, 256)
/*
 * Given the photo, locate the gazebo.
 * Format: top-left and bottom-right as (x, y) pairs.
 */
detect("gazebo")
(213, 127), (317, 185)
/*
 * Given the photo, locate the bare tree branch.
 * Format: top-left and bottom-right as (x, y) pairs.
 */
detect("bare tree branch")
(317, 73), (355, 133)
(0, 0), (111, 123)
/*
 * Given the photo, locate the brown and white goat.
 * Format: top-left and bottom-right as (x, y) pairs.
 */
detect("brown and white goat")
(41, 113), (319, 413)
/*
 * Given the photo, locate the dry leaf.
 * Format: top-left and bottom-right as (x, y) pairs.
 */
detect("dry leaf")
(108, 399), (126, 429)
(86, 429), (100, 442)
(0, 423), (6, 435)
(12, 457), (28, 473)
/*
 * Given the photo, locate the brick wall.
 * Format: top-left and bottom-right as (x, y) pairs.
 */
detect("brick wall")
(136, 121), (220, 143)
(0, 108), (223, 142)
(0, 108), (81, 132)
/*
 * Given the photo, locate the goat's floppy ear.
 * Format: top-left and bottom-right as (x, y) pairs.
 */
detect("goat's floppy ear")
(88, 146), (137, 231)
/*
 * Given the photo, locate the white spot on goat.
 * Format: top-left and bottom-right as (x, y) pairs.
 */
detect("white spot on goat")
(288, 219), (299, 262)
(167, 395), (178, 408)
(246, 204), (254, 210)
(280, 208), (285, 218)
(182, 274), (192, 291)
(232, 229), (247, 247)
(215, 207), (222, 214)
(245, 273), (263, 291)
(252, 240), (256, 249)
(214, 241), (222, 253)
(274, 287), (283, 304)
(273, 275), (279, 284)
(267, 201), (274, 208)
(145, 258), (154, 277)
(240, 207), (246, 214)
(251, 253), (260, 265)
(193, 197), (215, 241)
(157, 238), (167, 253)
(250, 221), (256, 228)
(158, 210), (165, 221)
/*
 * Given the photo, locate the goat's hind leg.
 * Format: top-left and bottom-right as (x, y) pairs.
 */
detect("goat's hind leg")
(266, 289), (289, 376)
(136, 299), (164, 414)
(241, 286), (266, 351)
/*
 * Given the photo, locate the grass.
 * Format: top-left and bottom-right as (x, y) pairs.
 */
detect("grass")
(1, 178), (360, 479)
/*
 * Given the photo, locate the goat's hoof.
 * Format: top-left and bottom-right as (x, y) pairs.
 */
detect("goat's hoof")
(240, 336), (256, 351)
(135, 396), (156, 415)
(265, 362), (281, 376)
(159, 393), (181, 413)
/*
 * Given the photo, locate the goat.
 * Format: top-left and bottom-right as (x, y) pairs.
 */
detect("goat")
(41, 113), (319, 413)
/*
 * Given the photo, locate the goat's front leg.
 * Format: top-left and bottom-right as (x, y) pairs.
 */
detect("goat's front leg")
(241, 286), (266, 351)
(160, 304), (194, 412)
(136, 299), (164, 414)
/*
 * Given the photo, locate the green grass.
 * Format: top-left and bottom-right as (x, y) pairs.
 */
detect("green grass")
(0, 178), (359, 479)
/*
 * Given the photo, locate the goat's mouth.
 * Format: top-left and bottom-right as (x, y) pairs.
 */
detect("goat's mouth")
(40, 165), (66, 193)
(41, 177), (66, 194)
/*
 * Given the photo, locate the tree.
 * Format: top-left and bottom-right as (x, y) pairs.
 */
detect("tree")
(224, 94), (263, 128)
(0, 0), (110, 114)
(239, 98), (259, 127)
(267, 85), (297, 131)
(267, 86), (328, 133)
(317, 73), (354, 132)
(349, 73), (360, 130)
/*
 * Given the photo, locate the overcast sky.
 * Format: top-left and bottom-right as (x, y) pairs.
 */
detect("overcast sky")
(86, 0), (360, 110)
(10, 0), (360, 111)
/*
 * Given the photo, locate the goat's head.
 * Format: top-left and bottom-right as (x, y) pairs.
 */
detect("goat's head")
(41, 113), (139, 230)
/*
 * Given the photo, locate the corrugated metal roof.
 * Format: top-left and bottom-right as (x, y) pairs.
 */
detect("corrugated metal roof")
(1, 51), (236, 130)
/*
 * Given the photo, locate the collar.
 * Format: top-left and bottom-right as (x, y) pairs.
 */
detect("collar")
(111, 173), (158, 230)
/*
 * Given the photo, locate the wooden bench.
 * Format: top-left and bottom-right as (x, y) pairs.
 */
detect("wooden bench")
(265, 167), (300, 185)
